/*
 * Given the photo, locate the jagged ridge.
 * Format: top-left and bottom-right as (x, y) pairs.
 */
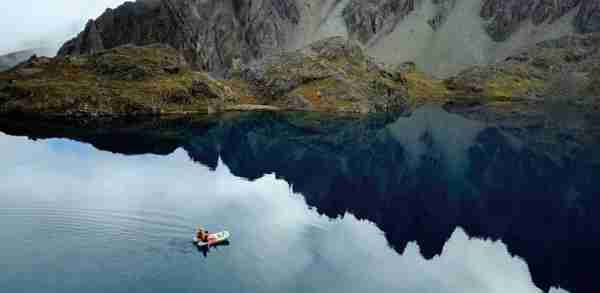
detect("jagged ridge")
(59, 0), (304, 74)
(58, 0), (600, 77)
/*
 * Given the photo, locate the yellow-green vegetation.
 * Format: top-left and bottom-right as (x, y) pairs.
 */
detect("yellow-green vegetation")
(288, 78), (361, 111)
(288, 80), (328, 110)
(3, 33), (599, 118)
(483, 69), (546, 100)
(0, 45), (235, 116)
(223, 79), (252, 99)
(2, 37), (478, 117)
(333, 98), (355, 109)
(405, 72), (451, 104)
(0, 39), (413, 116)
(243, 37), (411, 113)
(443, 61), (554, 106)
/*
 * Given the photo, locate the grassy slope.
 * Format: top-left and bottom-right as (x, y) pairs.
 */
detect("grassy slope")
(0, 46), (231, 116)
(3, 36), (595, 117)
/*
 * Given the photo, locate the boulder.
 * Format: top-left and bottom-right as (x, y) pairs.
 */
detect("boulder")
(191, 79), (222, 100)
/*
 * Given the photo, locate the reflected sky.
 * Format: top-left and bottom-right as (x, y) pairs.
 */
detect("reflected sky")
(0, 132), (569, 293)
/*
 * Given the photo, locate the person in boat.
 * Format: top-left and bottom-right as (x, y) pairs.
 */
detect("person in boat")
(197, 226), (209, 242)
(196, 226), (217, 244)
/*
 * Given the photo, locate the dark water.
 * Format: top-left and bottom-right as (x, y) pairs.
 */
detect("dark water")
(1, 107), (599, 293)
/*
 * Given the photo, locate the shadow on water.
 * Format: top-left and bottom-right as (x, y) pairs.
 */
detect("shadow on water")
(165, 238), (231, 259)
(1, 106), (600, 293)
(195, 241), (232, 258)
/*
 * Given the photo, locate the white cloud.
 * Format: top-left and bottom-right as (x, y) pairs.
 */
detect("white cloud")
(0, 0), (127, 54)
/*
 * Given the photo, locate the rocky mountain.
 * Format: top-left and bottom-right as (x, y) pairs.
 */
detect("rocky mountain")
(4, 31), (600, 118)
(4, 1), (600, 118)
(58, 0), (309, 75)
(481, 0), (593, 41)
(0, 48), (54, 71)
(58, 0), (600, 77)
(447, 33), (600, 99)
(0, 37), (410, 116)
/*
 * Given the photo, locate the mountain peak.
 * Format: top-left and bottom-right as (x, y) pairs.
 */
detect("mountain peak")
(57, 0), (600, 77)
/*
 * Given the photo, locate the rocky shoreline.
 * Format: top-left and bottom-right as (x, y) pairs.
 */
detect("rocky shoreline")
(1, 33), (599, 119)
(0, 37), (411, 117)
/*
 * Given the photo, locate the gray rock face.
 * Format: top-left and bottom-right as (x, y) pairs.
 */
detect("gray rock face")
(341, 0), (600, 42)
(59, 0), (303, 74)
(576, 0), (600, 33)
(342, 0), (458, 42)
(342, 0), (416, 43)
(428, 0), (458, 30)
(59, 20), (105, 56)
(59, 0), (600, 76)
(480, 0), (600, 41)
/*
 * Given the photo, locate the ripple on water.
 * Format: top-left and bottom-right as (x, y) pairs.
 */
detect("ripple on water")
(0, 206), (196, 246)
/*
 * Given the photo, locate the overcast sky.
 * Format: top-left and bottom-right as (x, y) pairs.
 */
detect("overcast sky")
(0, 0), (128, 55)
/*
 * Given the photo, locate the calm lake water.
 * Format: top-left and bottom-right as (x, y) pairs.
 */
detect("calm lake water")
(0, 107), (599, 293)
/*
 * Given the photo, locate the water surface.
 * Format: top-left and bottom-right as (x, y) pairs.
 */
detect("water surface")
(1, 107), (598, 293)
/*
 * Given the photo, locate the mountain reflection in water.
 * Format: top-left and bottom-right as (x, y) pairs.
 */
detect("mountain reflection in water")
(1, 106), (598, 293)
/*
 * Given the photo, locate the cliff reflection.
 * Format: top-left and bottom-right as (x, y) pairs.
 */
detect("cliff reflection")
(1, 107), (598, 293)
